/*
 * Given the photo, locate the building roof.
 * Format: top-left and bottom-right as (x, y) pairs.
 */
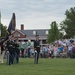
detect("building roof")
(20, 29), (49, 37)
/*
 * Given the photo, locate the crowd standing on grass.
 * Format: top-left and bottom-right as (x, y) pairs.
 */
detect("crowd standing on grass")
(39, 38), (75, 58)
(0, 36), (75, 64)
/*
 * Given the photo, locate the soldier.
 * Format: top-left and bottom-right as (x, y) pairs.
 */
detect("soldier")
(14, 39), (20, 64)
(0, 38), (5, 63)
(34, 35), (40, 64)
(6, 35), (15, 65)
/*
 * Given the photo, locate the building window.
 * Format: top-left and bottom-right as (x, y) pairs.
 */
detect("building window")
(14, 32), (20, 37)
(33, 31), (36, 35)
(45, 31), (48, 35)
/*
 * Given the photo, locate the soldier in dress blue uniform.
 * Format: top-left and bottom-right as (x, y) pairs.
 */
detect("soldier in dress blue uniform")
(6, 35), (15, 65)
(0, 38), (5, 63)
(34, 35), (40, 64)
(14, 39), (20, 64)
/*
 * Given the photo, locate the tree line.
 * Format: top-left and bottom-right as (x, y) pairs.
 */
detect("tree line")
(47, 7), (75, 43)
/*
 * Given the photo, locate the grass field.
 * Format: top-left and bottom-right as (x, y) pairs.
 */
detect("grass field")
(0, 58), (75, 75)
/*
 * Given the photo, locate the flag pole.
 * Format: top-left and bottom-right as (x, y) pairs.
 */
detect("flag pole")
(0, 12), (1, 37)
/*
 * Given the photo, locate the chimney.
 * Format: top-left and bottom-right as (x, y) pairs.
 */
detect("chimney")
(21, 24), (24, 30)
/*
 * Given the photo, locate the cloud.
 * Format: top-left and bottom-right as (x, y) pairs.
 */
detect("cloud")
(0, 0), (75, 29)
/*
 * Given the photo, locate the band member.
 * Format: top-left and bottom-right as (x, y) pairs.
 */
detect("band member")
(34, 35), (40, 64)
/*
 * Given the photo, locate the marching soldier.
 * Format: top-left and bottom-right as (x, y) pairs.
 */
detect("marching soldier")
(34, 35), (40, 64)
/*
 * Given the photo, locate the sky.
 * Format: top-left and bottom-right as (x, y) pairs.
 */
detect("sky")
(0, 0), (75, 30)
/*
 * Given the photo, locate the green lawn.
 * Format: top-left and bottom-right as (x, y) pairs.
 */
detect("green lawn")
(0, 58), (75, 75)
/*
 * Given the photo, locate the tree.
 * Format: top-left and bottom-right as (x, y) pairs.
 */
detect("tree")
(47, 21), (60, 43)
(0, 12), (7, 38)
(60, 7), (75, 38)
(0, 23), (7, 37)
